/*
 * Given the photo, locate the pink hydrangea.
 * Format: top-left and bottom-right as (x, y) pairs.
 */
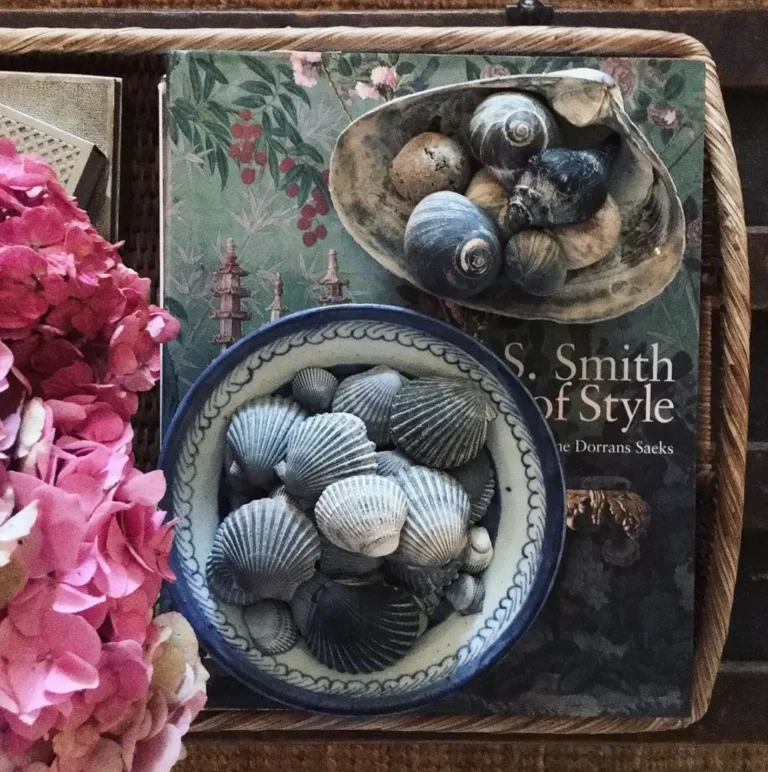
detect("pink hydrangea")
(290, 51), (322, 88)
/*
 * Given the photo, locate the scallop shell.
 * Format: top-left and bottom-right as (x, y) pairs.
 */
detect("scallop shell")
(275, 412), (377, 503)
(243, 600), (299, 655)
(461, 527), (494, 574)
(395, 466), (471, 567)
(315, 475), (408, 558)
(450, 449), (496, 524)
(390, 377), (496, 469)
(290, 573), (329, 636)
(552, 194), (622, 270)
(269, 484), (307, 518)
(227, 396), (307, 489)
(504, 230), (567, 298)
(330, 68), (685, 323)
(331, 366), (406, 446)
(319, 539), (384, 577)
(305, 578), (422, 674)
(224, 448), (260, 510)
(291, 367), (339, 413)
(206, 544), (258, 606)
(207, 499), (321, 604)
(446, 573), (486, 615)
(376, 449), (414, 478)
(385, 556), (460, 597)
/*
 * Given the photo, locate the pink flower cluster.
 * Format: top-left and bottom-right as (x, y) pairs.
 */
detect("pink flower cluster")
(0, 139), (206, 771)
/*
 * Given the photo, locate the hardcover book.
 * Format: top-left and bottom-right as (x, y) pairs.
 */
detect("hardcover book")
(161, 50), (705, 717)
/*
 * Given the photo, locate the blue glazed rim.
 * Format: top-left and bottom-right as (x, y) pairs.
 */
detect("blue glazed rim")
(160, 304), (566, 716)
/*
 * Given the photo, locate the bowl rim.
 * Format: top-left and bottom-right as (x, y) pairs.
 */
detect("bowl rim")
(160, 303), (566, 716)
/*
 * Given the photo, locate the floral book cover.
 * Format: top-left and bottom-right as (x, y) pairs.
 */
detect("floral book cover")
(161, 50), (705, 717)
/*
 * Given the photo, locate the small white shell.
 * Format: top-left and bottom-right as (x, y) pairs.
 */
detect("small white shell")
(315, 475), (408, 558)
(390, 377), (496, 469)
(206, 499), (321, 604)
(395, 466), (470, 567)
(243, 600), (299, 655)
(376, 449), (414, 478)
(319, 539), (384, 577)
(461, 526), (494, 574)
(450, 449), (496, 524)
(290, 573), (329, 636)
(385, 556), (460, 597)
(552, 194), (622, 270)
(276, 412), (377, 503)
(227, 396), (307, 489)
(446, 573), (486, 615)
(291, 367), (339, 413)
(332, 366), (405, 446)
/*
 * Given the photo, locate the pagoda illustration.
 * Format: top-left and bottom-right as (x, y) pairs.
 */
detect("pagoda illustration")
(267, 273), (287, 321)
(211, 238), (251, 350)
(315, 249), (349, 305)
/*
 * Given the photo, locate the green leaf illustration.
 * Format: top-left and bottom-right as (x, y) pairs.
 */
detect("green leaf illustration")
(268, 148), (280, 188)
(272, 107), (288, 138)
(664, 73), (685, 100)
(286, 122), (303, 147)
(262, 111), (273, 137)
(298, 142), (324, 165)
(281, 80), (312, 107)
(206, 100), (233, 127)
(397, 62), (416, 76)
(233, 95), (266, 109)
(199, 57), (229, 85)
(241, 57), (276, 85)
(215, 146), (229, 189)
(465, 60), (481, 81)
(165, 297), (189, 322)
(298, 168), (312, 206)
(279, 94), (298, 124)
(310, 166), (330, 200)
(277, 63), (294, 81)
(202, 72), (215, 101)
(338, 57), (353, 77)
(189, 58), (203, 103)
(350, 53), (362, 69)
(241, 80), (274, 96)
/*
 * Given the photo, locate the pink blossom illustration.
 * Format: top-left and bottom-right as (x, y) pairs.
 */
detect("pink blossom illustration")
(290, 51), (322, 88)
(647, 104), (681, 129)
(601, 58), (638, 105)
(354, 65), (399, 101)
(480, 63), (511, 79)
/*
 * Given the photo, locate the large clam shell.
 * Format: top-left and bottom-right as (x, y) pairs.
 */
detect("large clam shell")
(390, 377), (496, 469)
(275, 412), (377, 503)
(385, 555), (460, 597)
(315, 474), (408, 558)
(206, 499), (321, 604)
(319, 539), (384, 577)
(395, 466), (471, 567)
(331, 366), (406, 446)
(243, 600), (299, 655)
(330, 68), (685, 323)
(305, 578), (422, 674)
(450, 448), (496, 524)
(291, 367), (339, 413)
(227, 396), (307, 489)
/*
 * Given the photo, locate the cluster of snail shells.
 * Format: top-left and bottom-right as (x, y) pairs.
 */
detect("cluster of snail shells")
(391, 92), (624, 300)
(207, 365), (498, 675)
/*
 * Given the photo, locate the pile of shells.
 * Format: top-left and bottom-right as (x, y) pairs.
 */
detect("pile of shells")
(207, 365), (498, 675)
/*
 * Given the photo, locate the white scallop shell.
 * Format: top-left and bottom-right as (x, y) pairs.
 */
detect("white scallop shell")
(305, 578), (422, 674)
(446, 573), (486, 615)
(385, 555), (460, 597)
(331, 366), (406, 446)
(269, 484), (308, 518)
(450, 449), (496, 524)
(290, 573), (329, 636)
(207, 499), (321, 604)
(315, 475), (408, 558)
(275, 412), (377, 503)
(460, 526), (494, 574)
(319, 539), (384, 577)
(390, 377), (496, 469)
(243, 600), (299, 655)
(206, 544), (259, 606)
(227, 396), (307, 489)
(376, 449), (414, 477)
(395, 466), (471, 567)
(291, 367), (339, 413)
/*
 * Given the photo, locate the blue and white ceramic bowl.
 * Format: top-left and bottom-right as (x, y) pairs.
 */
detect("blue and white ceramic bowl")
(161, 304), (565, 715)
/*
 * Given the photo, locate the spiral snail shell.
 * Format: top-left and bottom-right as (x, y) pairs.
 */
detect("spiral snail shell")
(468, 93), (561, 191)
(504, 230), (568, 297)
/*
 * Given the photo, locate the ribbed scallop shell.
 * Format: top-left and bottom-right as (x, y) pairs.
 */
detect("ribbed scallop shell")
(319, 539), (384, 577)
(207, 499), (321, 604)
(450, 449), (496, 524)
(395, 466), (471, 567)
(390, 377), (496, 469)
(315, 475), (408, 558)
(224, 450), (260, 510)
(269, 484), (308, 518)
(206, 544), (259, 606)
(376, 449), (413, 478)
(331, 366), (405, 446)
(461, 526), (494, 574)
(227, 396), (307, 489)
(290, 573), (329, 636)
(291, 367), (339, 413)
(446, 573), (486, 615)
(385, 556), (460, 597)
(305, 579), (422, 674)
(276, 412), (377, 503)
(243, 600), (299, 655)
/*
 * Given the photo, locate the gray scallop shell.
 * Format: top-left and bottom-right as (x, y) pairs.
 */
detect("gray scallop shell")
(319, 539), (384, 578)
(243, 600), (299, 655)
(395, 466), (471, 567)
(331, 366), (406, 446)
(269, 484), (308, 519)
(461, 526), (494, 574)
(207, 499), (321, 604)
(227, 396), (307, 489)
(291, 367), (339, 413)
(290, 573), (329, 636)
(305, 578), (422, 674)
(224, 448), (260, 510)
(275, 412), (377, 503)
(206, 544), (259, 607)
(385, 556), (460, 597)
(315, 475), (408, 558)
(450, 449), (496, 524)
(446, 573), (486, 615)
(390, 377), (496, 469)
(376, 449), (414, 477)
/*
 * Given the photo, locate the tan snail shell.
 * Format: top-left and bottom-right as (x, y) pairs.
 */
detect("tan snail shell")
(465, 169), (510, 239)
(504, 230), (567, 297)
(552, 194), (622, 270)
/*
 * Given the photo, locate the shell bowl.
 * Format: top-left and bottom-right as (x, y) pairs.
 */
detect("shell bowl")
(161, 305), (565, 715)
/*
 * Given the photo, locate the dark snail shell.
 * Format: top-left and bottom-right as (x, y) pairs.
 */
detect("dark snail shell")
(468, 93), (561, 190)
(504, 230), (568, 297)
(404, 192), (502, 301)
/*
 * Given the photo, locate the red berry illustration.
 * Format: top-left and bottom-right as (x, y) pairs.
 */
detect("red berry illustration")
(231, 123), (246, 139)
(285, 183), (300, 198)
(311, 187), (324, 203)
(228, 143), (240, 159)
(315, 200), (330, 216)
(280, 157), (296, 173)
(239, 108), (252, 122)
(321, 169), (330, 184)
(315, 224), (328, 240)
(303, 231), (318, 247)
(241, 168), (256, 185)
(245, 124), (263, 140)
(301, 204), (316, 219)
(254, 151), (268, 166)
(297, 217), (312, 231)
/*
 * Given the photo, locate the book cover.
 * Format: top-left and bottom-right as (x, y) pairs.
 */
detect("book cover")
(161, 51), (705, 717)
